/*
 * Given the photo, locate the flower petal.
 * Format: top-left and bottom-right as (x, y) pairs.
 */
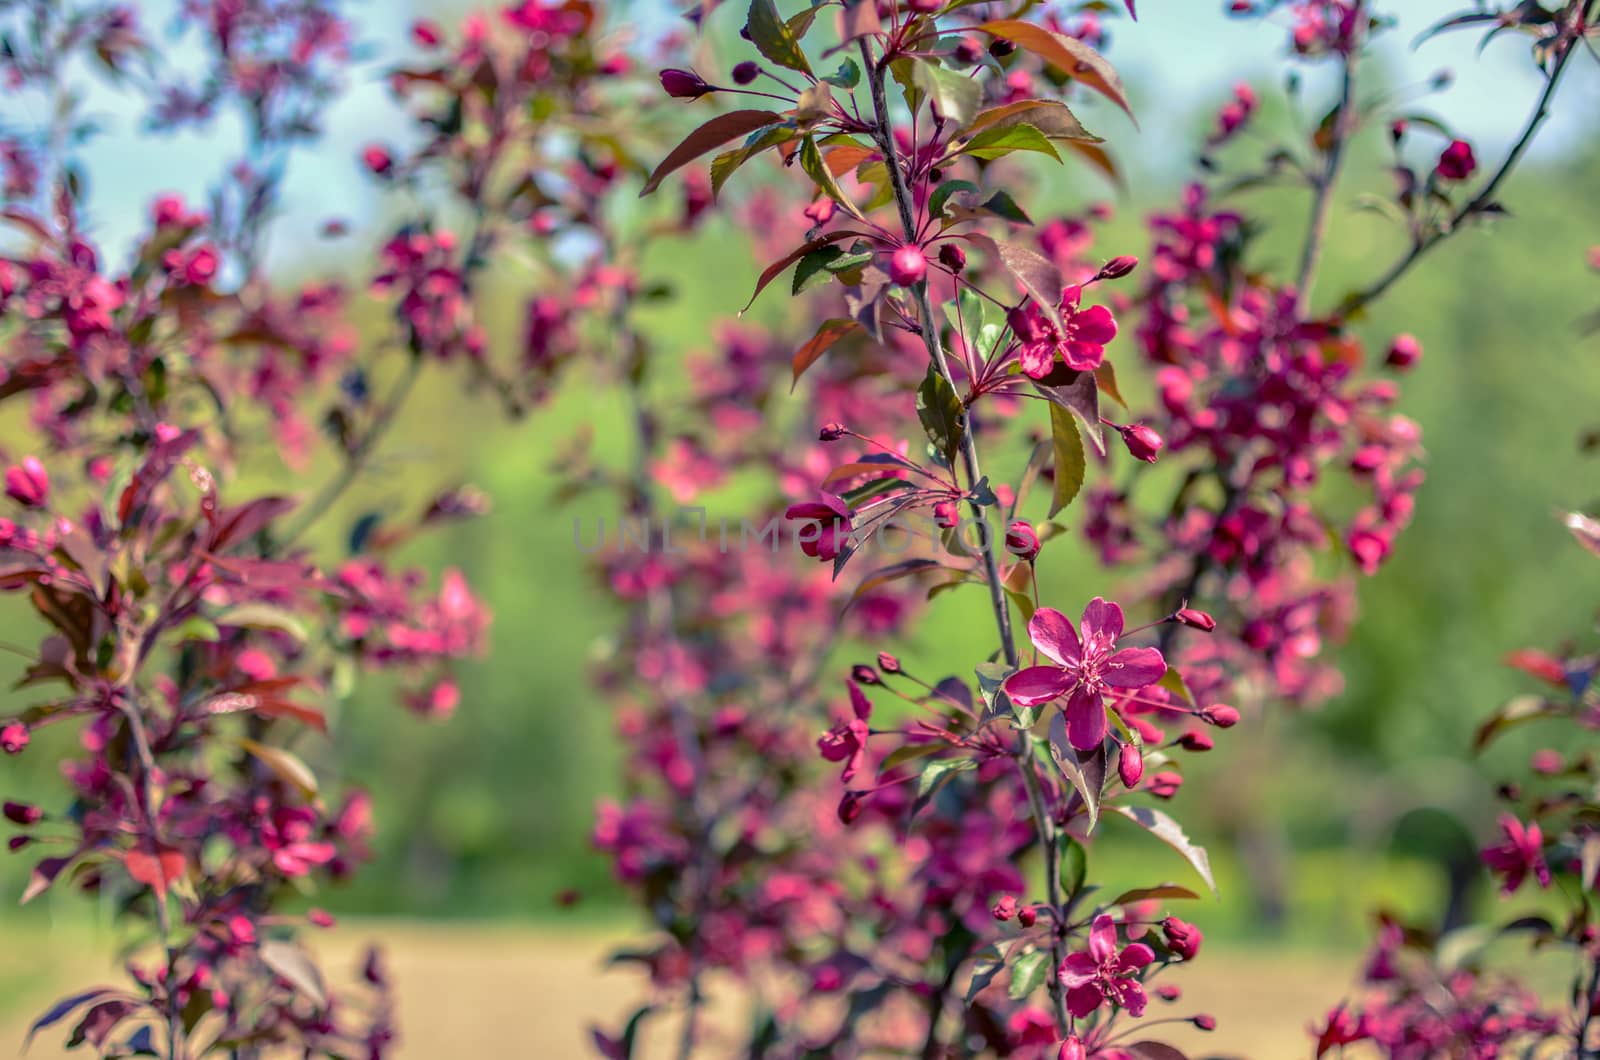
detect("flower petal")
(1065, 686), (1108, 751)
(1080, 597), (1124, 643)
(1074, 304), (1118, 345)
(1119, 942), (1156, 970)
(1120, 980), (1148, 1018)
(1004, 666), (1075, 706)
(1057, 952), (1098, 989)
(1104, 646), (1166, 689)
(1028, 608), (1082, 667)
(1088, 913), (1118, 963)
(1066, 984), (1104, 1019)
(1063, 341), (1104, 372)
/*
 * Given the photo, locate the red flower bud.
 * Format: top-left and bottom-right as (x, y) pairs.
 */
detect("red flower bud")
(876, 651), (901, 674)
(937, 243), (966, 274)
(3, 801), (40, 826)
(888, 244), (928, 287)
(1058, 1036), (1086, 1060)
(1095, 255), (1139, 281)
(1175, 607), (1216, 632)
(1194, 1014), (1217, 1031)
(1156, 984), (1182, 1001)
(838, 790), (863, 824)
(360, 144), (393, 177)
(8, 835), (29, 851)
(1178, 730), (1214, 752)
(308, 908), (337, 928)
(5, 457), (48, 508)
(1017, 905), (1037, 927)
(908, 0), (940, 12)
(410, 19), (443, 46)
(731, 60), (760, 85)
(991, 895), (1018, 921)
(659, 68), (713, 99)
(1434, 139), (1476, 182)
(803, 198), (836, 226)
(1147, 771), (1183, 799)
(1163, 916), (1203, 960)
(988, 38), (1015, 57)
(1005, 520), (1041, 562)
(0, 721), (28, 755)
(1118, 742), (1144, 788)
(1118, 423), (1164, 463)
(1201, 703), (1239, 728)
(819, 422), (847, 441)
(1386, 333), (1422, 369)
(851, 664), (881, 686)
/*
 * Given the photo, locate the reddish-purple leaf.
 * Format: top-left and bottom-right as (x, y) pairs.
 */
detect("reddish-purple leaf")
(742, 231), (861, 314)
(792, 318), (861, 388)
(640, 110), (786, 196)
(976, 20), (1135, 123)
(24, 989), (119, 1048)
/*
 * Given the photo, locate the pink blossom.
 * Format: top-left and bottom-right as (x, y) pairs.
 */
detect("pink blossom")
(1481, 814), (1550, 894)
(5, 457), (48, 507)
(1008, 285), (1118, 378)
(1004, 600), (1166, 750)
(1057, 913), (1156, 1018)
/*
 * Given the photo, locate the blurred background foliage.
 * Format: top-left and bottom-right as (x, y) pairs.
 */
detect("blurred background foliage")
(2, 5), (1598, 971)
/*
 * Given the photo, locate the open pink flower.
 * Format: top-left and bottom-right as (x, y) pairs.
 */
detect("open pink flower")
(1481, 814), (1550, 894)
(1004, 599), (1166, 750)
(1057, 913), (1155, 1018)
(1007, 285), (1118, 379)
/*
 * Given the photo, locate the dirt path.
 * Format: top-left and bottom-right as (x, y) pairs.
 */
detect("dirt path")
(3, 921), (1359, 1058)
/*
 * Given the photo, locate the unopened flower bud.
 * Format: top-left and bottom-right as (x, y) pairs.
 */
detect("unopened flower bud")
(659, 68), (713, 99)
(5, 457), (48, 508)
(1148, 771), (1183, 799)
(1193, 1014), (1217, 1031)
(3, 801), (40, 826)
(360, 144), (393, 176)
(1178, 730), (1214, 752)
(1434, 139), (1476, 182)
(1005, 520), (1041, 562)
(988, 38), (1016, 58)
(876, 651), (901, 674)
(1174, 607), (1216, 632)
(1118, 424), (1164, 463)
(888, 244), (928, 287)
(1156, 984), (1182, 1001)
(1017, 905), (1037, 927)
(1095, 255), (1139, 281)
(838, 790), (863, 824)
(1163, 916), (1203, 960)
(991, 895), (1018, 921)
(1386, 333), (1421, 370)
(803, 198), (836, 226)
(938, 243), (967, 274)
(1118, 742), (1144, 788)
(1058, 1036), (1086, 1060)
(1201, 703), (1239, 728)
(732, 60), (760, 85)
(819, 422), (847, 441)
(0, 721), (28, 755)
(851, 664), (881, 686)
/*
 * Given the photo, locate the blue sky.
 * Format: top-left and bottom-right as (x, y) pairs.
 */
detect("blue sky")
(41, 0), (1600, 269)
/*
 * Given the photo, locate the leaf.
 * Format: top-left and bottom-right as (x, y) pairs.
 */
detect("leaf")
(1048, 404), (1086, 517)
(1007, 950), (1050, 1001)
(964, 958), (1004, 1004)
(1066, 140), (1123, 187)
(912, 59), (981, 130)
(968, 236), (1065, 330)
(260, 940), (327, 1008)
(837, 0), (882, 45)
(792, 318), (860, 387)
(913, 756), (977, 817)
(1047, 714), (1102, 833)
(710, 124), (796, 197)
(968, 99), (1100, 141)
(641, 110), (786, 195)
(125, 844), (188, 894)
(1094, 362), (1128, 409)
(25, 989), (117, 1049)
(849, 559), (941, 604)
(979, 190), (1031, 225)
(1156, 667), (1196, 706)
(822, 58), (861, 89)
(239, 738), (319, 799)
(799, 136), (865, 220)
(742, 231), (859, 313)
(793, 245), (845, 294)
(879, 742), (943, 773)
(928, 179), (979, 220)
(1060, 836), (1088, 895)
(746, 0), (812, 76)
(213, 602), (308, 645)
(1110, 804), (1217, 896)
(916, 364), (965, 467)
(975, 20), (1135, 122)
(1033, 364), (1105, 455)
(21, 855), (72, 904)
(961, 123), (1061, 162)
(1471, 694), (1559, 752)
(1110, 884), (1200, 905)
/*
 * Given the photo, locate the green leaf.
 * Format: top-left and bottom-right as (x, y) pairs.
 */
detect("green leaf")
(1048, 403), (1085, 517)
(962, 123), (1061, 162)
(1060, 836), (1088, 896)
(1109, 804), (1218, 896)
(793, 245), (845, 294)
(928, 179), (979, 220)
(792, 318), (860, 387)
(823, 58), (861, 88)
(979, 189), (1032, 225)
(913, 756), (977, 816)
(709, 124), (796, 197)
(1046, 714), (1103, 833)
(968, 98), (1101, 142)
(239, 739), (319, 799)
(1007, 950), (1050, 1001)
(746, 0), (813, 75)
(916, 364), (965, 467)
(799, 135), (864, 220)
(214, 603), (308, 645)
(1110, 884), (1200, 905)
(912, 59), (981, 130)
(1156, 667), (1195, 706)
(965, 958), (1004, 1004)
